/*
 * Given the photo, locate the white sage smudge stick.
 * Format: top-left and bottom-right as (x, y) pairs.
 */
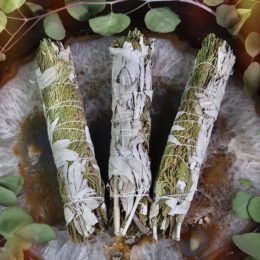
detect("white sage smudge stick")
(109, 30), (154, 236)
(35, 39), (106, 243)
(150, 34), (236, 241)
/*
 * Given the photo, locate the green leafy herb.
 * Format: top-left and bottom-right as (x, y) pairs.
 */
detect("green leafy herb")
(0, 250), (16, 260)
(16, 223), (56, 243)
(216, 5), (251, 35)
(0, 207), (33, 237)
(232, 191), (252, 219)
(7, 236), (32, 251)
(203, 0), (224, 7)
(243, 62), (260, 96)
(233, 233), (260, 259)
(0, 10), (7, 33)
(65, 0), (89, 21)
(229, 8), (251, 35)
(84, 0), (106, 15)
(216, 5), (239, 29)
(0, 186), (18, 207)
(248, 196), (260, 223)
(0, 0), (26, 14)
(43, 13), (66, 40)
(1, 236), (31, 260)
(0, 176), (24, 195)
(0, 181), (56, 259)
(26, 2), (44, 14)
(144, 7), (180, 33)
(245, 32), (260, 58)
(89, 12), (130, 36)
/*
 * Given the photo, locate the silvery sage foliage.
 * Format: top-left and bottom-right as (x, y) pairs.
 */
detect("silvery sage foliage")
(150, 34), (236, 241)
(35, 39), (106, 243)
(109, 30), (154, 236)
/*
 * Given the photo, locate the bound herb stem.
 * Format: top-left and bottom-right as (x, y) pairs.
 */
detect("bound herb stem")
(109, 29), (154, 237)
(150, 33), (236, 240)
(121, 197), (142, 236)
(36, 39), (106, 243)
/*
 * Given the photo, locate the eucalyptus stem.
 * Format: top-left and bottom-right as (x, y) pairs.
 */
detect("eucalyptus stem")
(36, 39), (106, 243)
(150, 33), (236, 240)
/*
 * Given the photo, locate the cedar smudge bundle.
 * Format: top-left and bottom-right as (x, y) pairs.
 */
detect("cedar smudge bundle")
(109, 30), (154, 237)
(150, 34), (236, 241)
(36, 39), (106, 243)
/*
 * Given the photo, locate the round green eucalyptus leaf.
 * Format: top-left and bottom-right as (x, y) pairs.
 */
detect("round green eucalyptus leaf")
(0, 207), (33, 237)
(0, 10), (7, 33)
(65, 0), (89, 21)
(144, 7), (180, 33)
(43, 13), (66, 40)
(89, 12), (130, 36)
(16, 223), (56, 243)
(243, 62), (260, 96)
(245, 32), (260, 58)
(248, 196), (260, 223)
(0, 0), (26, 14)
(203, 0), (224, 7)
(0, 186), (17, 207)
(232, 191), (252, 219)
(0, 176), (24, 195)
(2, 237), (25, 260)
(0, 237), (31, 260)
(84, 0), (106, 15)
(26, 2), (44, 14)
(216, 5), (239, 29)
(229, 8), (251, 36)
(233, 233), (260, 259)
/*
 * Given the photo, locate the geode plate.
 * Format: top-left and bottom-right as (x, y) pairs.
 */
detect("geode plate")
(0, 37), (260, 259)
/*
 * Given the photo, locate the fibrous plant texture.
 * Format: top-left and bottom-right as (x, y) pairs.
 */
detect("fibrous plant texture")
(36, 39), (106, 243)
(150, 33), (236, 241)
(109, 30), (154, 237)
